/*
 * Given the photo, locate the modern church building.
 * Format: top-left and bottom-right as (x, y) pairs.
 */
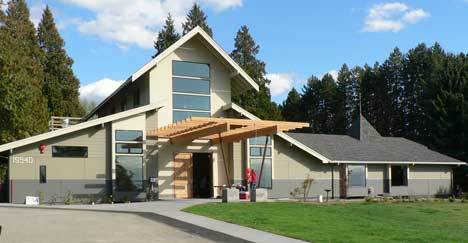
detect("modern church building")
(0, 27), (464, 204)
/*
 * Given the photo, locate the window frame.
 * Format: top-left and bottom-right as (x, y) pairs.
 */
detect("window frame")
(39, 165), (46, 184)
(115, 130), (143, 142)
(52, 146), (89, 158)
(115, 143), (144, 154)
(172, 61), (211, 123)
(247, 136), (274, 189)
(115, 155), (144, 191)
(391, 165), (408, 187)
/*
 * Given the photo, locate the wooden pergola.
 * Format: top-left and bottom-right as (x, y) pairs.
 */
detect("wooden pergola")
(147, 117), (309, 188)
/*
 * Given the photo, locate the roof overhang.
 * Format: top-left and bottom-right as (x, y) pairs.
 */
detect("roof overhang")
(331, 160), (466, 165)
(148, 117), (309, 145)
(0, 103), (164, 153)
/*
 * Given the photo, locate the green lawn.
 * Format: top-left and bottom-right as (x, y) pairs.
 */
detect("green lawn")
(183, 201), (468, 242)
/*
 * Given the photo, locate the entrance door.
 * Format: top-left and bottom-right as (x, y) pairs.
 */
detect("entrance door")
(173, 153), (193, 199)
(192, 153), (213, 198)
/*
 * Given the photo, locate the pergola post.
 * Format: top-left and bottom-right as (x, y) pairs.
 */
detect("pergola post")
(218, 132), (231, 187)
(257, 136), (269, 188)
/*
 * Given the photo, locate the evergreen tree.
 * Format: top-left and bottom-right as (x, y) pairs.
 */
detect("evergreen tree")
(280, 88), (302, 121)
(38, 6), (84, 117)
(380, 48), (405, 136)
(0, 0), (49, 143)
(230, 25), (282, 120)
(301, 74), (341, 133)
(182, 3), (213, 37)
(336, 64), (359, 131)
(153, 13), (180, 58)
(401, 43), (432, 142)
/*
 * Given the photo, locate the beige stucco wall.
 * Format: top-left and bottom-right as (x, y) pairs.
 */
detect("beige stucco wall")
(409, 164), (452, 179)
(150, 37), (232, 127)
(9, 126), (108, 181)
(273, 137), (338, 180)
(367, 164), (385, 179)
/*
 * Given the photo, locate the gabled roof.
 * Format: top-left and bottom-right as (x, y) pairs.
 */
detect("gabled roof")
(85, 27), (259, 120)
(287, 115), (465, 165)
(0, 103), (163, 153)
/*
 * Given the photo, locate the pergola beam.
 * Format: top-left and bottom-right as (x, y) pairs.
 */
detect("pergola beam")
(190, 117), (308, 131)
(210, 125), (279, 145)
(170, 122), (229, 144)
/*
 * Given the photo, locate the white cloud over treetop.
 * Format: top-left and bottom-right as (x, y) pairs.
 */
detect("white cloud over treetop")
(61, 0), (243, 48)
(265, 73), (296, 97)
(79, 78), (124, 103)
(363, 2), (430, 32)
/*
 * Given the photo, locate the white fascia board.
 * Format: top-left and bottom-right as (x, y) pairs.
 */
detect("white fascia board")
(276, 132), (331, 164)
(331, 160), (466, 165)
(223, 102), (330, 163)
(132, 27), (259, 91)
(0, 103), (163, 153)
(223, 103), (260, 120)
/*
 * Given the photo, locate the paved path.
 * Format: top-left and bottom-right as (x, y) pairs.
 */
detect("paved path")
(0, 207), (217, 243)
(1, 199), (306, 243)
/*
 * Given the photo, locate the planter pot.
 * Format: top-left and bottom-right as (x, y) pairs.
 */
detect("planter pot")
(250, 188), (268, 202)
(222, 188), (240, 203)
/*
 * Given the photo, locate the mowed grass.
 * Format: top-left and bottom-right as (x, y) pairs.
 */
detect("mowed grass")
(183, 201), (468, 242)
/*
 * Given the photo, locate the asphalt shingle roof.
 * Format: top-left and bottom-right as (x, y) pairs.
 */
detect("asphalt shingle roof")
(286, 115), (462, 163)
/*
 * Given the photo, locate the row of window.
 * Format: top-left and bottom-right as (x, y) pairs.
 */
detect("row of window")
(172, 61), (211, 122)
(115, 130), (144, 191)
(348, 165), (409, 187)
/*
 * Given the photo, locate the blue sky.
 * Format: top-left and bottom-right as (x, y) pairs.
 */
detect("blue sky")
(23, 0), (468, 103)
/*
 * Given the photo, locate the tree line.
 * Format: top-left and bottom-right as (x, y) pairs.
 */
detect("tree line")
(0, 0), (83, 144)
(281, 44), (467, 164)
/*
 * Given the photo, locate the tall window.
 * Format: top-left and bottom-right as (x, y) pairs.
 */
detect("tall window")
(115, 130), (144, 191)
(391, 165), (408, 186)
(348, 165), (366, 187)
(133, 89), (140, 107)
(172, 61), (210, 122)
(39, 165), (46, 184)
(248, 136), (272, 188)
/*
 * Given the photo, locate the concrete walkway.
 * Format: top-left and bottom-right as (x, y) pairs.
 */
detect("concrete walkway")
(1, 200), (306, 243)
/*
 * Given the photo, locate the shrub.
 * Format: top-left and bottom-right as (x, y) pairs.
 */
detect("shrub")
(64, 191), (74, 205)
(290, 174), (314, 201)
(448, 196), (455, 203)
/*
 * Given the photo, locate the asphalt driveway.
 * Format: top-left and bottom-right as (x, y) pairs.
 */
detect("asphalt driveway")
(0, 207), (228, 243)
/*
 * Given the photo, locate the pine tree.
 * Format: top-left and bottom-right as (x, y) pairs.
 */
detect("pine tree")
(337, 64), (360, 131)
(182, 3), (213, 37)
(230, 25), (282, 120)
(401, 43), (432, 142)
(38, 6), (84, 117)
(0, 0), (49, 143)
(153, 13), (180, 58)
(280, 88), (302, 121)
(301, 74), (341, 133)
(380, 48), (405, 136)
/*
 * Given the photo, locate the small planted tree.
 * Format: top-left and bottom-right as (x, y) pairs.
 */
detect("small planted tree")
(290, 174), (314, 201)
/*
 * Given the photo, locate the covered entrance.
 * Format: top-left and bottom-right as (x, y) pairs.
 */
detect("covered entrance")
(150, 117), (309, 199)
(173, 152), (213, 199)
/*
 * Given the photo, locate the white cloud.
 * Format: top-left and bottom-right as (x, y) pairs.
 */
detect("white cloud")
(60, 0), (243, 49)
(29, 3), (46, 27)
(265, 73), (295, 97)
(362, 2), (430, 32)
(319, 70), (339, 81)
(79, 78), (124, 103)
